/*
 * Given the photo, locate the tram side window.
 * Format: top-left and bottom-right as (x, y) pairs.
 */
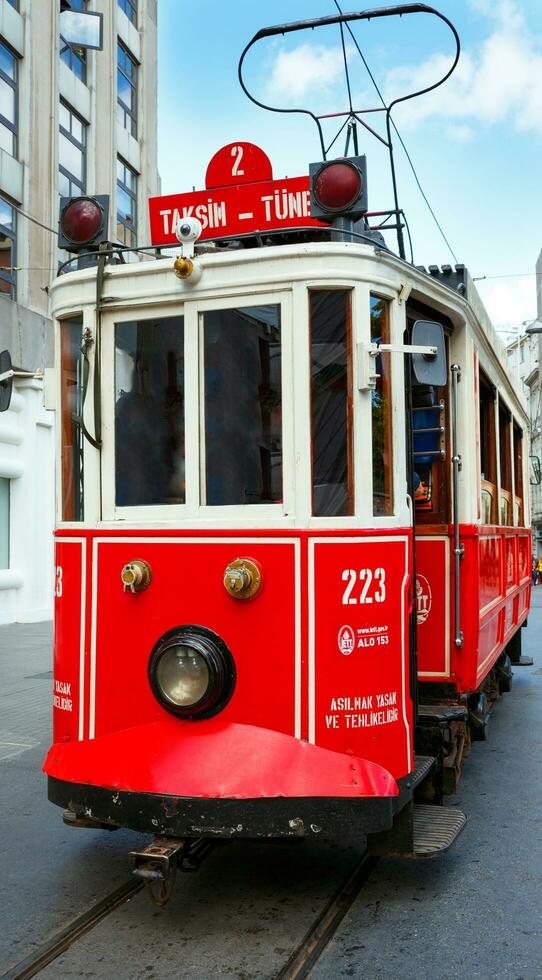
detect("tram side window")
(115, 317), (185, 507)
(203, 305), (282, 506)
(513, 422), (524, 525)
(479, 370), (497, 524)
(499, 402), (512, 525)
(370, 296), (393, 516)
(310, 290), (353, 517)
(60, 316), (84, 521)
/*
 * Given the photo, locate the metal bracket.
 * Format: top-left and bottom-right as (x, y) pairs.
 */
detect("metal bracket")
(357, 341), (437, 391)
(0, 367), (44, 383)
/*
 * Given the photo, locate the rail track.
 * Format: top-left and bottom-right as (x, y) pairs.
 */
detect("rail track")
(1, 851), (378, 980)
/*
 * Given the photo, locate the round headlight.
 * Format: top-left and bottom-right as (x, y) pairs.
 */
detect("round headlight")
(149, 626), (235, 720)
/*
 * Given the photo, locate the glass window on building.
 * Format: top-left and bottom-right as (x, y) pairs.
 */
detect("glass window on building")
(118, 0), (137, 25)
(0, 41), (17, 157)
(59, 101), (86, 197)
(0, 478), (9, 569)
(6, 0), (19, 10)
(117, 41), (137, 138)
(0, 195), (16, 299)
(60, 0), (89, 83)
(117, 157), (137, 247)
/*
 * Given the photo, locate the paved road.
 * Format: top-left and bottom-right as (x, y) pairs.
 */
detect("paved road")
(313, 592), (542, 980)
(1, 600), (541, 979)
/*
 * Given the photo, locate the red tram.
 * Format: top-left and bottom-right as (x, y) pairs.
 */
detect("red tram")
(25, 6), (536, 880)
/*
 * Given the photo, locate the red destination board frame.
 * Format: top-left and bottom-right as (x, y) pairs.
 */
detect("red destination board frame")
(148, 141), (326, 245)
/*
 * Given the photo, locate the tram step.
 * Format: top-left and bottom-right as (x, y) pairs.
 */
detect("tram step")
(411, 755), (435, 789)
(413, 804), (467, 858)
(515, 655), (534, 667)
(418, 703), (468, 723)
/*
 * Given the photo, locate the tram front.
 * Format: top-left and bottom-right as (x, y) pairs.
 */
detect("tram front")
(44, 158), (464, 860)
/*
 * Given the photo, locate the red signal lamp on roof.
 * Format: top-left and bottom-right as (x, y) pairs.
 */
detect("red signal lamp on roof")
(58, 194), (110, 253)
(309, 156), (368, 223)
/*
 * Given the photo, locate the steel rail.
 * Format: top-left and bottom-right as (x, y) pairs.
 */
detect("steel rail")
(1, 879), (143, 980)
(276, 852), (379, 980)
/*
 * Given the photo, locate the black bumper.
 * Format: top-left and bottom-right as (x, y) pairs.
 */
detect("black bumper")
(48, 776), (403, 840)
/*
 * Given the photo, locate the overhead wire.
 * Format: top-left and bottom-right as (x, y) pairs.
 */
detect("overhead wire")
(333, 0), (459, 265)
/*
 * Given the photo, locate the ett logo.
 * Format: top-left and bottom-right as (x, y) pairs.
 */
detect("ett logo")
(416, 574), (432, 625)
(338, 625), (355, 656)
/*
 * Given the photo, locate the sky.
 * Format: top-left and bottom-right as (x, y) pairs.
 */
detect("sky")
(156, 0), (542, 334)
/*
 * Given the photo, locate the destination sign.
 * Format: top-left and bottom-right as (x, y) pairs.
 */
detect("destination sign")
(148, 142), (326, 245)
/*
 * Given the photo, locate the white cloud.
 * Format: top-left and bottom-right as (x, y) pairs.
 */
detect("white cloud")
(446, 124), (475, 142)
(383, 1), (542, 135)
(476, 275), (537, 330)
(265, 43), (352, 102)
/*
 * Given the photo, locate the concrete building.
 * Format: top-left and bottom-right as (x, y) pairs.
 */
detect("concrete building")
(0, 0), (159, 623)
(504, 251), (542, 553)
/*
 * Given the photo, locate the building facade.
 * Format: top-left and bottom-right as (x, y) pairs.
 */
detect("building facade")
(505, 251), (542, 555)
(0, 0), (159, 623)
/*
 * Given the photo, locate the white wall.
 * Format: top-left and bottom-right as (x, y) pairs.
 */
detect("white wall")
(0, 380), (54, 624)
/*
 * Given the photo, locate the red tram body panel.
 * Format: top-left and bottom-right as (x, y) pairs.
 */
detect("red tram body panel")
(416, 525), (531, 690)
(48, 527), (414, 798)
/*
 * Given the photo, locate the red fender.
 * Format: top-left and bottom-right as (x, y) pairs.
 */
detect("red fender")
(44, 719), (398, 800)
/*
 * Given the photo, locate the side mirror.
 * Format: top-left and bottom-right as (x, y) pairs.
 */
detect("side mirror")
(530, 455), (541, 486)
(0, 350), (13, 413)
(411, 320), (447, 387)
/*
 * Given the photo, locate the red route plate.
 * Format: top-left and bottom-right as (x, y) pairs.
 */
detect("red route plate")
(149, 140), (327, 244)
(149, 175), (326, 244)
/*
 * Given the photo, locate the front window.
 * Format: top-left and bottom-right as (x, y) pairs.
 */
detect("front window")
(115, 317), (185, 507)
(202, 305), (282, 506)
(0, 195), (16, 299)
(117, 41), (137, 137)
(0, 41), (17, 157)
(310, 290), (353, 517)
(60, 316), (84, 521)
(370, 296), (393, 516)
(59, 101), (86, 197)
(117, 157), (137, 246)
(60, 0), (88, 83)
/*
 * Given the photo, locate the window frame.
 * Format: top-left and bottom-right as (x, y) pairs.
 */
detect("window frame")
(60, 0), (89, 84)
(308, 288), (354, 519)
(370, 294), (395, 518)
(0, 40), (18, 158)
(100, 292), (294, 524)
(479, 367), (497, 525)
(117, 40), (138, 138)
(59, 100), (87, 197)
(118, 0), (137, 25)
(116, 156), (137, 247)
(0, 194), (16, 299)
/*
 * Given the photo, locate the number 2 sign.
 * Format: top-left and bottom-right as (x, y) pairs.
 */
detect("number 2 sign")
(205, 142), (273, 189)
